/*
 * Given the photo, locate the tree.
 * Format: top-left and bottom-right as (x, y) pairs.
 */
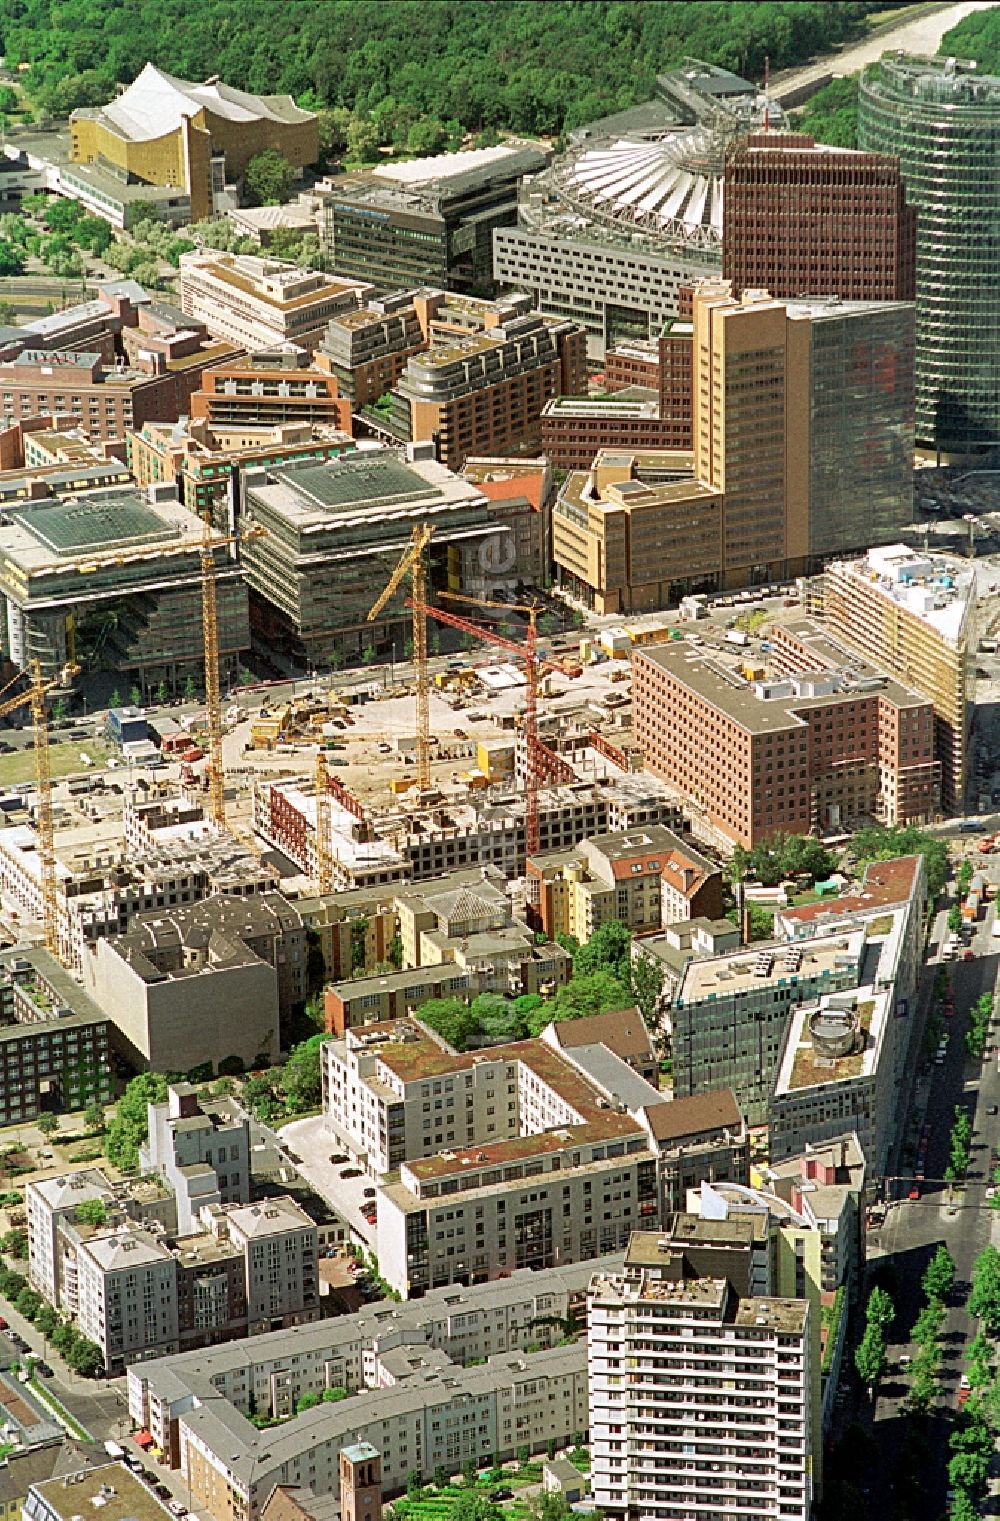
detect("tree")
(316, 106), (354, 165)
(34, 1304), (58, 1337)
(630, 953), (663, 1027)
(947, 905), (963, 934)
(854, 1321), (886, 1395)
(573, 919), (632, 984)
(282, 1033), (331, 1113)
(104, 1071), (168, 1172)
(865, 1285), (895, 1332)
(49, 1321), (77, 1354)
(0, 1230), (26, 1259)
(15, 1287), (40, 1320)
(523, 970), (631, 1037)
(75, 1199), (107, 1229)
(797, 75), (859, 149)
(322, 1386), (347, 1402)
(65, 1336), (103, 1377)
(129, 684), (142, 708)
(296, 1391), (320, 1413)
(350, 915), (369, 974)
(418, 997), (480, 1052)
(0, 239), (24, 276)
(84, 1102), (106, 1134)
(970, 1245), (1000, 1332)
(244, 151), (297, 206)
(907, 1355), (938, 1415)
(183, 675), (197, 700)
(35, 1111), (58, 1138)
(155, 680), (169, 705)
(472, 993), (527, 1043)
(346, 118), (381, 165)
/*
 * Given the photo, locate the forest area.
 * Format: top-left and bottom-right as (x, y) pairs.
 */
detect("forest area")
(795, 5), (1000, 149)
(0, 2), (905, 147)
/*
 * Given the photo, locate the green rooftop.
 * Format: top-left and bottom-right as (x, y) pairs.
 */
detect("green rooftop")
(273, 455), (433, 513)
(9, 493), (179, 556)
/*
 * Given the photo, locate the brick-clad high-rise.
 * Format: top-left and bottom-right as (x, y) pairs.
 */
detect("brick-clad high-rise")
(723, 132), (916, 302)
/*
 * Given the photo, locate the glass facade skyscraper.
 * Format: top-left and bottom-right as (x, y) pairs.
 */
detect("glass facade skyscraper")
(859, 54), (1000, 455)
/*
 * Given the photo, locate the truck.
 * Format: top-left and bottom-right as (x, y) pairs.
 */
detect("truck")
(725, 629), (749, 647)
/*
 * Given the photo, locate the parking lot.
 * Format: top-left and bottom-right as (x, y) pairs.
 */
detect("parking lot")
(279, 1114), (377, 1248)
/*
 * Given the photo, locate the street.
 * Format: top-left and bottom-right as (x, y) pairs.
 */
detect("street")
(839, 870), (1000, 1516)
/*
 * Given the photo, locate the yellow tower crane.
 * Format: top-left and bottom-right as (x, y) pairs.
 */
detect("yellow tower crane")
(0, 660), (79, 957)
(200, 521), (266, 827)
(315, 747), (333, 896)
(367, 523), (433, 792)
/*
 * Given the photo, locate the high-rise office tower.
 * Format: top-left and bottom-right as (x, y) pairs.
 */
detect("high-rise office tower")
(859, 53), (1000, 455)
(723, 131), (916, 302)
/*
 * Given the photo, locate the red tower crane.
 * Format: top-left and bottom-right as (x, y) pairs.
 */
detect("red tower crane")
(410, 598), (573, 855)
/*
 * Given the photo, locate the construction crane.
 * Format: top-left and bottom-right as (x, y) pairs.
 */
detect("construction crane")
(314, 747), (367, 896)
(0, 660), (79, 957)
(367, 523), (433, 791)
(200, 521), (266, 828)
(411, 598), (573, 855)
(314, 748), (333, 896)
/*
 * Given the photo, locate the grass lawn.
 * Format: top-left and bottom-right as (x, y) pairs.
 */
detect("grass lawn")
(0, 739), (110, 787)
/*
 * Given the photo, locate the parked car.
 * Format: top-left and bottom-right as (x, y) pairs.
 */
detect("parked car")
(340, 1167), (362, 1179)
(908, 1184), (921, 1200)
(154, 1486), (172, 1502)
(964, 949), (976, 961)
(0, 1317), (8, 1331)
(988, 1105), (998, 1117)
(169, 1503), (188, 1517)
(363, 1187), (376, 1198)
(140, 1470), (158, 1486)
(36, 1362), (53, 1378)
(329, 1153), (347, 1165)
(490, 1490), (514, 1502)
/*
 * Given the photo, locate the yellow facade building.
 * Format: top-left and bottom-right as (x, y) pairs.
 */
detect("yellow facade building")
(70, 63), (318, 224)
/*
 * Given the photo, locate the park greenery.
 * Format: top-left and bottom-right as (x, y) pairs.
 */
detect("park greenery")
(241, 1032), (332, 1123)
(796, 74), (859, 147)
(414, 919), (663, 1052)
(0, 3), (900, 149)
(104, 1071), (168, 1172)
(849, 823), (949, 899)
(730, 831), (835, 887)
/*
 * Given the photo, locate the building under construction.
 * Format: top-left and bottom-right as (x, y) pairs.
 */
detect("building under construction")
(0, 485), (249, 688)
(253, 772), (683, 888)
(239, 447), (495, 666)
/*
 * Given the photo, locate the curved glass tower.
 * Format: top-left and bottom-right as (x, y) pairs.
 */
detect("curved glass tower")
(859, 54), (1000, 456)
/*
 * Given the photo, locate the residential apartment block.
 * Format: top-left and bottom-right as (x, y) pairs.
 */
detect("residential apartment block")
(189, 349), (353, 433)
(392, 295), (586, 471)
(823, 544), (977, 810)
(526, 825), (722, 941)
(589, 1255), (814, 1521)
(179, 252), (370, 355)
(141, 1082), (251, 1235)
(540, 1008), (659, 1089)
(317, 291), (430, 408)
(633, 624), (939, 847)
(723, 132), (916, 301)
(27, 1163), (318, 1373)
(323, 1019), (745, 1299)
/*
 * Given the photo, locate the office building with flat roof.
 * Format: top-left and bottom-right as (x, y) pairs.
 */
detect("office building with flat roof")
(723, 131), (916, 301)
(325, 142), (549, 295)
(317, 291), (428, 408)
(859, 53), (1000, 455)
(0, 484), (248, 685)
(633, 618), (939, 846)
(240, 448), (492, 665)
(589, 1257), (814, 1520)
(128, 416), (354, 526)
(823, 544), (976, 810)
(189, 348), (352, 434)
(179, 252), (370, 355)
